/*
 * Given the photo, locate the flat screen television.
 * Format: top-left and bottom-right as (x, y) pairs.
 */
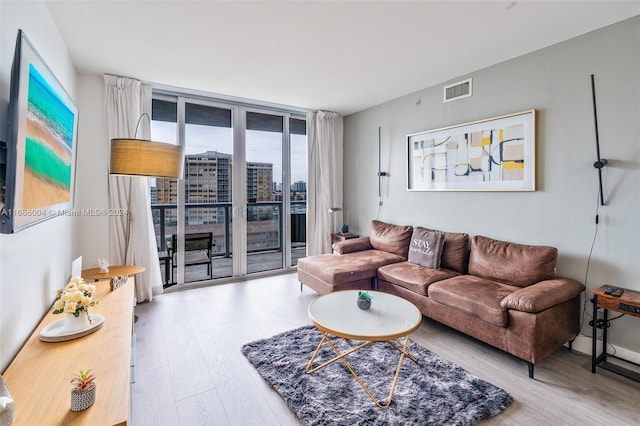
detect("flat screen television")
(1, 30), (79, 233)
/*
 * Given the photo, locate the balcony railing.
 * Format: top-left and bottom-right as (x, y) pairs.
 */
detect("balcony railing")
(151, 201), (306, 286)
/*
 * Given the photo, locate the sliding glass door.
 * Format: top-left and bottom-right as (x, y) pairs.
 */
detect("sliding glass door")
(150, 93), (306, 287)
(151, 97), (235, 284)
(245, 111), (283, 274)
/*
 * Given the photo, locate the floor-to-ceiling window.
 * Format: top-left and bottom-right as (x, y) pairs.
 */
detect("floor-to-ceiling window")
(245, 111), (283, 274)
(150, 92), (306, 287)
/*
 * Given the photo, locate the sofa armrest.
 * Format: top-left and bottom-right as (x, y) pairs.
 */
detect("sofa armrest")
(500, 278), (585, 313)
(333, 237), (373, 254)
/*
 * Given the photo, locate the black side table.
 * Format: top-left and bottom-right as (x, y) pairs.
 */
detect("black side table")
(591, 285), (640, 382)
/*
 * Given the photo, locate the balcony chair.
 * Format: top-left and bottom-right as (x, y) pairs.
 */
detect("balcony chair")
(170, 232), (214, 284)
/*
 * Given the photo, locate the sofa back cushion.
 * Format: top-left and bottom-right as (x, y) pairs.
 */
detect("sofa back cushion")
(422, 227), (469, 274)
(407, 229), (445, 269)
(468, 235), (557, 287)
(369, 220), (413, 259)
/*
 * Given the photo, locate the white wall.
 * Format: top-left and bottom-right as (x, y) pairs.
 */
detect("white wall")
(75, 74), (110, 266)
(0, 1), (79, 372)
(344, 17), (640, 354)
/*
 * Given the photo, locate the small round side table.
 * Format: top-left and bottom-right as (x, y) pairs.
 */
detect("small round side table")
(82, 265), (145, 291)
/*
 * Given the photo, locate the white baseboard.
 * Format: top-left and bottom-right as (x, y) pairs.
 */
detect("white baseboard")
(570, 334), (640, 365)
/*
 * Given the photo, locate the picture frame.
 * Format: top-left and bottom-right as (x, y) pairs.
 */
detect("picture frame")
(407, 110), (535, 191)
(1, 30), (79, 233)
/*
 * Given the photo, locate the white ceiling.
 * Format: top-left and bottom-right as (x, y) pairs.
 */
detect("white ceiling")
(45, 1), (639, 115)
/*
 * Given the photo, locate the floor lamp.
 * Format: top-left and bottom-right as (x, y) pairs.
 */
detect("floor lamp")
(328, 207), (348, 234)
(109, 113), (184, 263)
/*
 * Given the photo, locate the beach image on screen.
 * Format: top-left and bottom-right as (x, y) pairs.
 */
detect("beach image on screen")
(23, 63), (75, 210)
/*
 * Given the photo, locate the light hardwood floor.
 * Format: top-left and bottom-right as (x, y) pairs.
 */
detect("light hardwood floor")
(132, 272), (640, 425)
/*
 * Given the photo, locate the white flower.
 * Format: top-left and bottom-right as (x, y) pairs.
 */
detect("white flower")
(64, 302), (78, 314)
(52, 277), (98, 316)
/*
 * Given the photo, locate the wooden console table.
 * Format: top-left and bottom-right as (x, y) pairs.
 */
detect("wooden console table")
(3, 278), (135, 425)
(591, 285), (640, 382)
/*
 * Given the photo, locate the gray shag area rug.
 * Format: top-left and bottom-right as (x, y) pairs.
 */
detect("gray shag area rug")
(241, 325), (512, 425)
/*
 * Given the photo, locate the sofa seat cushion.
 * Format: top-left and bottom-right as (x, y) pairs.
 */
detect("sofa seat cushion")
(297, 250), (405, 286)
(378, 262), (460, 296)
(428, 276), (520, 327)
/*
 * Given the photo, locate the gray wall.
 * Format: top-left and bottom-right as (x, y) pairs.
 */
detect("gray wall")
(344, 17), (640, 354)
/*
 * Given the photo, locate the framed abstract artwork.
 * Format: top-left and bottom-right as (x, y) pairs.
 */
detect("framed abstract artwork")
(1, 30), (79, 233)
(407, 110), (535, 191)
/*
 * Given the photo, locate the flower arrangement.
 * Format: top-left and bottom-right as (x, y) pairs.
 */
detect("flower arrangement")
(53, 277), (98, 318)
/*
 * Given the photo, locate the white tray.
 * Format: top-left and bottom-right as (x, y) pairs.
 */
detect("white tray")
(39, 314), (105, 342)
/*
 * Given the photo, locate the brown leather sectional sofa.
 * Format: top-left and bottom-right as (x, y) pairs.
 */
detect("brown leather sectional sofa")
(297, 220), (585, 378)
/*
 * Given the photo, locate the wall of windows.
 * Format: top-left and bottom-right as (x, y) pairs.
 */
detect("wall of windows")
(150, 91), (307, 286)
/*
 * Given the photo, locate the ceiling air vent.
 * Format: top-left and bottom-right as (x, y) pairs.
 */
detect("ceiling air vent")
(443, 78), (472, 103)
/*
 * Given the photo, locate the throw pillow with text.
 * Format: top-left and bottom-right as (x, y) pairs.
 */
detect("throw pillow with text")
(408, 229), (445, 270)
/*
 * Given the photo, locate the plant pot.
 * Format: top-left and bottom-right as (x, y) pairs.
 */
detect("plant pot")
(71, 383), (96, 412)
(357, 299), (371, 310)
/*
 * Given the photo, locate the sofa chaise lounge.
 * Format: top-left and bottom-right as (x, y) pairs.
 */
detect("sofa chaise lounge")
(297, 220), (585, 378)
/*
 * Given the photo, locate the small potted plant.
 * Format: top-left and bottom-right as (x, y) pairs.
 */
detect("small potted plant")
(70, 369), (96, 412)
(357, 291), (372, 310)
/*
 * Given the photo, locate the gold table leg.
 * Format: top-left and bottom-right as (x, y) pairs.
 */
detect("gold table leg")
(305, 331), (418, 408)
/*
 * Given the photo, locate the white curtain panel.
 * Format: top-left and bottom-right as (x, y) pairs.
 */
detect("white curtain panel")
(104, 75), (163, 302)
(306, 111), (343, 255)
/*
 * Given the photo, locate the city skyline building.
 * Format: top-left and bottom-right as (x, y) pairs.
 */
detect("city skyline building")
(154, 151), (299, 225)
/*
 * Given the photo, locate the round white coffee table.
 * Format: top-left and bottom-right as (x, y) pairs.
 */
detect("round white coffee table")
(306, 290), (422, 408)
